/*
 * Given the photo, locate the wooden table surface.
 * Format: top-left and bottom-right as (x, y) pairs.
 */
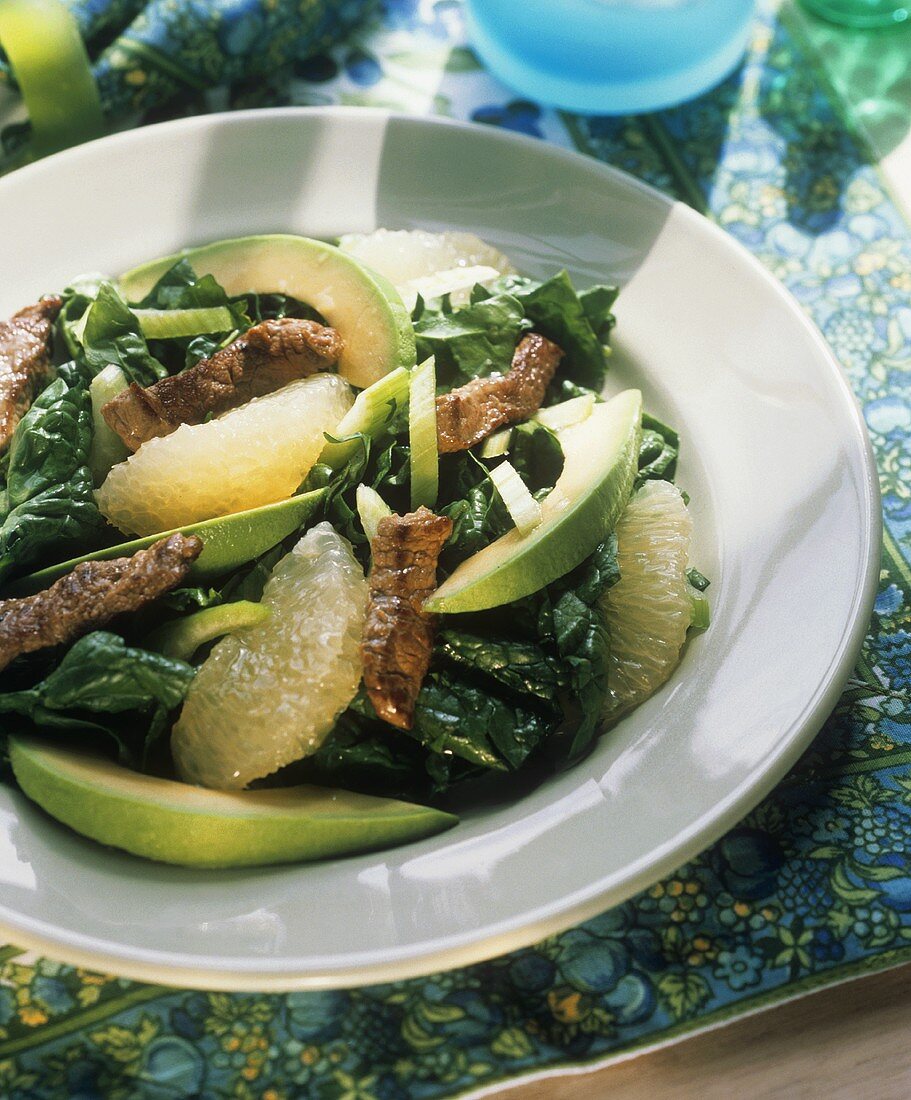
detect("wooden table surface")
(507, 962), (911, 1099)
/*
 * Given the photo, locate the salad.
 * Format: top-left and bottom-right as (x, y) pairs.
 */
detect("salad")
(0, 230), (708, 868)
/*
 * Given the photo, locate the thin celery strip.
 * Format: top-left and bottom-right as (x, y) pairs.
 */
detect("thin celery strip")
(409, 357), (439, 511)
(320, 366), (411, 469)
(480, 427), (512, 458)
(133, 307), (235, 340)
(689, 593), (711, 630)
(356, 484), (393, 542)
(88, 364), (129, 486)
(488, 460), (542, 536)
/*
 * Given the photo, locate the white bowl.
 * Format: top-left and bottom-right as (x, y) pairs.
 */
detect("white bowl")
(0, 108), (880, 990)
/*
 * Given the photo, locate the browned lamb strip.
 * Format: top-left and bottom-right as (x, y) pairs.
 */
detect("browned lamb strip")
(0, 297), (63, 453)
(0, 533), (203, 673)
(102, 318), (344, 452)
(361, 507), (453, 730)
(435, 332), (563, 453)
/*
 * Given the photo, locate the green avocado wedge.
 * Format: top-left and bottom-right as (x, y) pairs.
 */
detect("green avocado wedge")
(118, 235), (416, 389)
(146, 600), (271, 661)
(426, 390), (642, 613)
(9, 737), (457, 868)
(5, 488), (326, 596)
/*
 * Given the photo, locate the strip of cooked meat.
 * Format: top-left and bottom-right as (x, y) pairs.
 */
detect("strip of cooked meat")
(0, 297), (63, 453)
(362, 507), (453, 730)
(435, 332), (563, 454)
(0, 533), (203, 673)
(102, 318), (344, 452)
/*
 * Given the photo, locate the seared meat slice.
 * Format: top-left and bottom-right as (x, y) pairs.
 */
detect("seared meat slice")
(103, 318), (344, 452)
(0, 297), (63, 453)
(362, 507), (453, 730)
(0, 533), (202, 673)
(435, 332), (563, 454)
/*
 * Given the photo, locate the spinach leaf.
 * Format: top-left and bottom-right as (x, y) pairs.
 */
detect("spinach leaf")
(234, 291), (325, 325)
(133, 261), (250, 372)
(412, 671), (550, 771)
(543, 536), (620, 762)
(508, 420), (564, 495)
(499, 271), (612, 390)
(350, 665), (554, 774)
(0, 632), (194, 767)
(5, 371), (92, 508)
(637, 412), (679, 485)
(135, 260), (233, 313)
(295, 709), (435, 801)
(436, 630), (563, 706)
(160, 587), (224, 612)
(79, 283), (166, 385)
(0, 366), (107, 582)
(414, 292), (529, 386)
(687, 567), (710, 592)
(438, 451), (510, 565)
(579, 284), (619, 341)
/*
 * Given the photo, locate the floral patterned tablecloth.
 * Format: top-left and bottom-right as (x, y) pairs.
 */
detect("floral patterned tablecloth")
(1, 1), (911, 1096)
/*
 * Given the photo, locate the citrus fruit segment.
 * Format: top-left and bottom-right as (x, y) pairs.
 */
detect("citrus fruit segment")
(96, 374), (353, 537)
(7, 489), (326, 596)
(425, 390), (642, 613)
(600, 479), (694, 716)
(172, 523), (368, 790)
(118, 234), (416, 389)
(9, 737), (456, 868)
(337, 228), (515, 290)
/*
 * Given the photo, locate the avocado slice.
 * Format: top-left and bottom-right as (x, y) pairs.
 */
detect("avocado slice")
(9, 737), (456, 868)
(6, 488), (326, 596)
(426, 389), (642, 613)
(118, 234), (416, 389)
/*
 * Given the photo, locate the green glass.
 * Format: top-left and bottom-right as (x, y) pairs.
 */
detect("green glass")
(801, 0), (909, 29)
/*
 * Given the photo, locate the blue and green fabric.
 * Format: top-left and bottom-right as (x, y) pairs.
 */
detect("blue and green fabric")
(0, 0), (910, 1096)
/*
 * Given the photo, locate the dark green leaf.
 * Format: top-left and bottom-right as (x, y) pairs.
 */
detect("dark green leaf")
(578, 284), (619, 341)
(31, 632), (193, 713)
(0, 632), (194, 766)
(80, 283), (167, 385)
(436, 630), (563, 704)
(0, 367), (106, 581)
(5, 375), (91, 508)
(637, 413), (679, 485)
(160, 587), (224, 612)
(414, 293), (529, 385)
(687, 567), (710, 592)
(502, 271), (610, 389)
(412, 671), (547, 771)
(507, 421), (564, 495)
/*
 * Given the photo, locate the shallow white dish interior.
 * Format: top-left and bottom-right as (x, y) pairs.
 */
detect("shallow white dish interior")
(0, 109), (879, 990)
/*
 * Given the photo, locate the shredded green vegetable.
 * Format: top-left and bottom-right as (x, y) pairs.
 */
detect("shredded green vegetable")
(409, 357), (439, 510)
(488, 459), (542, 536)
(356, 484), (393, 542)
(690, 593), (711, 630)
(132, 307), (235, 340)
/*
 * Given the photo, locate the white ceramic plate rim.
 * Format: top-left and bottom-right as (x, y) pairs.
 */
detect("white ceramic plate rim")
(0, 108), (881, 990)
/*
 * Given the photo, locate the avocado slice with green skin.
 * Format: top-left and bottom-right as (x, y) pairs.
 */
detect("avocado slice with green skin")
(426, 389), (643, 613)
(9, 737), (457, 868)
(146, 600), (271, 661)
(5, 488), (326, 596)
(118, 235), (416, 389)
